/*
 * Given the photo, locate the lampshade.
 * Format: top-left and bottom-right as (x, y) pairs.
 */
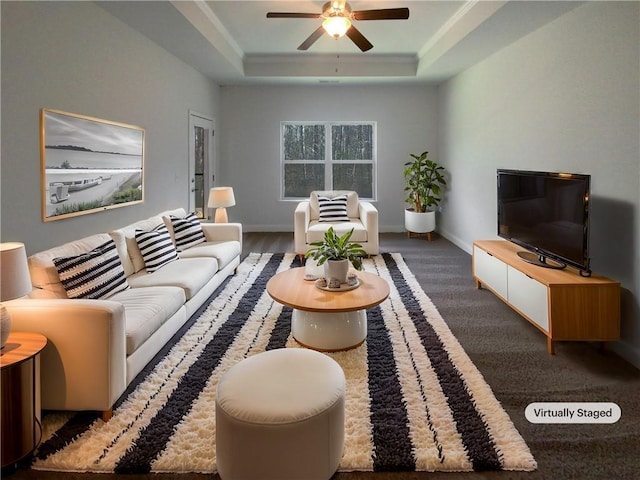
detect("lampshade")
(1, 242), (32, 301)
(323, 16), (351, 38)
(208, 187), (236, 223)
(1, 242), (32, 348)
(208, 187), (236, 208)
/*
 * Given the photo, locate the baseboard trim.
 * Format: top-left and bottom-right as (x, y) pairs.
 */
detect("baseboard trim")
(610, 340), (640, 369)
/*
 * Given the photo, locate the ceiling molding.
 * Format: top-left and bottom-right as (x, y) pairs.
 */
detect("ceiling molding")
(244, 54), (417, 78)
(170, 0), (244, 74)
(417, 0), (508, 74)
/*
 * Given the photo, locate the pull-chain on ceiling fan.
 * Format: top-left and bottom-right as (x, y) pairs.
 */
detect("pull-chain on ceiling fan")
(266, 1), (410, 52)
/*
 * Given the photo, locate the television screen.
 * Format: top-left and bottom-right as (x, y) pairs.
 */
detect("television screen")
(497, 169), (590, 274)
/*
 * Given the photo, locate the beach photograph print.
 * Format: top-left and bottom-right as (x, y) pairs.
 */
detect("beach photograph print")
(41, 109), (144, 221)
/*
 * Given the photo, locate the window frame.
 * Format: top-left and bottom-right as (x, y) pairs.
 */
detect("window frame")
(280, 121), (377, 201)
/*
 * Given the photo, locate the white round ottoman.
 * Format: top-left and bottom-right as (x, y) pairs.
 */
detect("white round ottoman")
(216, 348), (345, 480)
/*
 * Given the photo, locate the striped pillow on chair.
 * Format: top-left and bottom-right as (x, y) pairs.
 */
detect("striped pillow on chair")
(318, 195), (350, 222)
(53, 239), (129, 299)
(135, 224), (179, 273)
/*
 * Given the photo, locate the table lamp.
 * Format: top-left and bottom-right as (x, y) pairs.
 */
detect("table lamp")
(1, 242), (32, 348)
(208, 187), (236, 223)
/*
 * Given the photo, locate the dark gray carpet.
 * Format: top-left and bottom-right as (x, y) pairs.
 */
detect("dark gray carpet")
(6, 232), (639, 480)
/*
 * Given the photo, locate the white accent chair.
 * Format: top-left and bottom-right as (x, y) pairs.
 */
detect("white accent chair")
(294, 190), (379, 256)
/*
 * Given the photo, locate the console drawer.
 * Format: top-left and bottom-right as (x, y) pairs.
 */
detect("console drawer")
(507, 265), (549, 332)
(473, 245), (508, 300)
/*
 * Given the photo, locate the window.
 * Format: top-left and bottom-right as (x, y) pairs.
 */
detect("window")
(281, 122), (376, 199)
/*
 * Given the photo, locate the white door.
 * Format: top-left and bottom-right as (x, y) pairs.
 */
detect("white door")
(189, 111), (215, 219)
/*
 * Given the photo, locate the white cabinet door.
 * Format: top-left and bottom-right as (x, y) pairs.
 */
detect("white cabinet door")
(507, 266), (549, 332)
(473, 246), (508, 300)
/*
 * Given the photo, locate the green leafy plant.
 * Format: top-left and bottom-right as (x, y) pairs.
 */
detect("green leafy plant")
(53, 199), (103, 216)
(110, 186), (142, 204)
(305, 227), (366, 271)
(403, 151), (447, 213)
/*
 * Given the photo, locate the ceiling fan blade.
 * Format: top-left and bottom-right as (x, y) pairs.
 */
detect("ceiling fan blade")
(298, 26), (326, 51)
(352, 8), (410, 21)
(346, 25), (373, 52)
(266, 12), (322, 19)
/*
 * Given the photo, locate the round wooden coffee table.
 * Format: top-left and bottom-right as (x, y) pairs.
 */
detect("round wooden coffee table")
(266, 268), (389, 351)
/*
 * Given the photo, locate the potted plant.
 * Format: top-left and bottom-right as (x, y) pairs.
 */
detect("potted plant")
(403, 151), (446, 237)
(305, 227), (366, 283)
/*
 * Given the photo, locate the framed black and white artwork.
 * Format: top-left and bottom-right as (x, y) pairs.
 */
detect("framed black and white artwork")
(40, 108), (145, 221)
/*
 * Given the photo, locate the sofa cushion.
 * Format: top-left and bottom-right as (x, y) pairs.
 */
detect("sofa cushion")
(178, 240), (241, 270)
(135, 224), (179, 273)
(127, 257), (219, 300)
(110, 286), (185, 355)
(307, 220), (368, 244)
(168, 213), (206, 251)
(28, 233), (113, 299)
(53, 239), (130, 300)
(318, 195), (349, 222)
(110, 208), (186, 275)
(310, 191), (359, 220)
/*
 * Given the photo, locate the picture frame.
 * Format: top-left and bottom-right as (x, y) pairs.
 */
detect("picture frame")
(40, 108), (145, 222)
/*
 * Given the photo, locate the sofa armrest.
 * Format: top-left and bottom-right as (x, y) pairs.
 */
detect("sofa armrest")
(359, 202), (379, 255)
(4, 298), (127, 413)
(294, 201), (311, 255)
(201, 222), (242, 244)
(359, 202), (378, 231)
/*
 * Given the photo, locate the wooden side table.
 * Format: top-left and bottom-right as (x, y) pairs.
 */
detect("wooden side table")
(1, 332), (47, 469)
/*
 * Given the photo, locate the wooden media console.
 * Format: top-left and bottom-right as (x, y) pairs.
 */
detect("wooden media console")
(472, 240), (620, 354)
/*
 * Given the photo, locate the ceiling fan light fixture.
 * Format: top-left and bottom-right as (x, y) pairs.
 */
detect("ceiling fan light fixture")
(323, 16), (351, 38)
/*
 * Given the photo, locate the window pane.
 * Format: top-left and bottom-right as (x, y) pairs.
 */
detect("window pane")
(194, 126), (205, 218)
(284, 124), (325, 160)
(333, 164), (373, 197)
(194, 173), (204, 218)
(194, 126), (205, 174)
(332, 124), (373, 160)
(284, 163), (325, 197)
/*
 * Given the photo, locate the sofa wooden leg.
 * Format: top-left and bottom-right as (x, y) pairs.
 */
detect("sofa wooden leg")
(101, 409), (113, 422)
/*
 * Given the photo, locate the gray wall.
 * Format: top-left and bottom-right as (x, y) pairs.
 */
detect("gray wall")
(1, 1), (638, 367)
(1, 1), (220, 254)
(437, 1), (640, 366)
(219, 85), (438, 231)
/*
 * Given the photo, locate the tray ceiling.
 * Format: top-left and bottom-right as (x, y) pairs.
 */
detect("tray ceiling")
(98, 1), (581, 85)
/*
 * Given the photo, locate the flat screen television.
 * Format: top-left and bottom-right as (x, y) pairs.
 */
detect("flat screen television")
(497, 169), (591, 276)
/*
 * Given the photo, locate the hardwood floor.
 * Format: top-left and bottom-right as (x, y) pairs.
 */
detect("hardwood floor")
(241, 231), (297, 257)
(240, 231), (445, 259)
(7, 232), (640, 480)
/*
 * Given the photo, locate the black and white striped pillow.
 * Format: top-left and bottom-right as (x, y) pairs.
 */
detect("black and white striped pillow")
(53, 239), (129, 299)
(170, 213), (206, 251)
(135, 224), (179, 273)
(318, 195), (350, 222)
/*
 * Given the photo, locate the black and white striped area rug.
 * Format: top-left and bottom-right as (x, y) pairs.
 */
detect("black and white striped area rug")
(33, 253), (536, 474)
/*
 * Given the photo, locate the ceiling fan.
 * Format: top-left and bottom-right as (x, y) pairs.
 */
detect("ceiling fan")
(266, 1), (410, 52)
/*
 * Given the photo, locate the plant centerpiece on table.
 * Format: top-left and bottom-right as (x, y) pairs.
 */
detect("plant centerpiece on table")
(305, 227), (366, 284)
(403, 150), (447, 237)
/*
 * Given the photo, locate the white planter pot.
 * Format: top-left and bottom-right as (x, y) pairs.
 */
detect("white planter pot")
(405, 209), (436, 234)
(324, 259), (349, 284)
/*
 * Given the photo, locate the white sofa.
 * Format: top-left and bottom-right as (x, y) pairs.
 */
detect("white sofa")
(5, 208), (242, 419)
(294, 190), (379, 256)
